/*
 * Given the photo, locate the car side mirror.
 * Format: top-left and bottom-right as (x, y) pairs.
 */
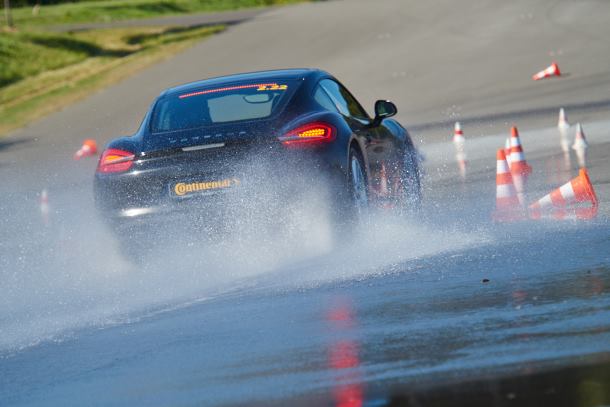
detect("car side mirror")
(372, 100), (397, 126)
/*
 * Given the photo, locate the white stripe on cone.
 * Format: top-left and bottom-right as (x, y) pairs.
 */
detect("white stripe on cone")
(497, 184), (514, 198)
(497, 158), (509, 173)
(509, 136), (526, 163)
(559, 181), (575, 201)
(538, 194), (553, 209)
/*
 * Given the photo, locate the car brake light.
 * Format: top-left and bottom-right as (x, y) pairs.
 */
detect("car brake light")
(278, 122), (335, 146)
(97, 148), (135, 173)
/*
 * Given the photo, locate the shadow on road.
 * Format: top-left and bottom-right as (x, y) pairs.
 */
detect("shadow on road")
(0, 137), (33, 153)
(410, 98), (610, 133)
(383, 354), (610, 407)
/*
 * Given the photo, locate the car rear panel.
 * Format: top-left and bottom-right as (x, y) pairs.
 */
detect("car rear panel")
(95, 123), (285, 216)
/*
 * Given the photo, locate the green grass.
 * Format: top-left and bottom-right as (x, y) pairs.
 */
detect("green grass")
(0, 24), (224, 135)
(8, 0), (306, 28)
(0, 31), (105, 87)
(0, 25), (203, 88)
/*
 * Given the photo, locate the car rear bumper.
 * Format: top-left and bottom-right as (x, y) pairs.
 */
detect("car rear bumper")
(94, 148), (348, 227)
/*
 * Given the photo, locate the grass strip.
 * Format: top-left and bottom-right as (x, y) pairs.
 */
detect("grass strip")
(0, 25), (224, 136)
(8, 0), (306, 29)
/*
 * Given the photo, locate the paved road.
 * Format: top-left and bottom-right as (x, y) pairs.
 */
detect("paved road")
(1, 0), (610, 405)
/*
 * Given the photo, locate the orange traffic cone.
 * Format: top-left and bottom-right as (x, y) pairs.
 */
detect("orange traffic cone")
(509, 126), (532, 175)
(532, 62), (561, 81)
(74, 139), (98, 160)
(452, 122), (465, 147)
(493, 149), (525, 222)
(40, 189), (49, 225)
(572, 122), (588, 168)
(452, 122), (466, 178)
(509, 126), (530, 205)
(529, 168), (598, 219)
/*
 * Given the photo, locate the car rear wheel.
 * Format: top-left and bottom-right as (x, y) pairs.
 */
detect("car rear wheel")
(329, 146), (369, 246)
(348, 146), (369, 222)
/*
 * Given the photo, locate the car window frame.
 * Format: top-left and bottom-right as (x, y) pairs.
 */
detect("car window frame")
(317, 78), (370, 122)
(313, 84), (340, 113)
(148, 80), (301, 134)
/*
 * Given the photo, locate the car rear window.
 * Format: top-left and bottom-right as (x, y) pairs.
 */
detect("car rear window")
(150, 81), (297, 133)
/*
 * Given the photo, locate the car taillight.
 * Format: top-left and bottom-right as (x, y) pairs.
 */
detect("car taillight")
(96, 148), (135, 173)
(278, 122), (335, 146)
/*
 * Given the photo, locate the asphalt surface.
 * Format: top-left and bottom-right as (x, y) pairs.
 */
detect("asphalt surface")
(1, 0), (610, 405)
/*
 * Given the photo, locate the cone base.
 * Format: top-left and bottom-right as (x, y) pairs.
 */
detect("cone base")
(529, 206), (598, 221)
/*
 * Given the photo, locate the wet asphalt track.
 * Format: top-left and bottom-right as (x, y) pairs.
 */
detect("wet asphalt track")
(1, 0), (610, 405)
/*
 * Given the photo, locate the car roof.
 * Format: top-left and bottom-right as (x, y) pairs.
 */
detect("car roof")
(162, 68), (328, 97)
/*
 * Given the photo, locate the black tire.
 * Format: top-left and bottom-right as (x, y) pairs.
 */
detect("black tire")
(330, 146), (369, 244)
(347, 146), (369, 221)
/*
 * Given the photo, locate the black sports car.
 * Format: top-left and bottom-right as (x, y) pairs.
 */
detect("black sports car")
(94, 68), (420, 243)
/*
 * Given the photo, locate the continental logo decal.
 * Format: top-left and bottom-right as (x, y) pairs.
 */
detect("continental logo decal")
(174, 178), (240, 196)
